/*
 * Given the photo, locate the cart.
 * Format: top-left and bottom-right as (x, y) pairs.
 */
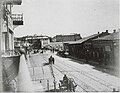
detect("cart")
(59, 78), (77, 92)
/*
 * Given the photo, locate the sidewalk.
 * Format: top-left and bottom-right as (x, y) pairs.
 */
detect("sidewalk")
(17, 55), (34, 92)
(27, 53), (55, 92)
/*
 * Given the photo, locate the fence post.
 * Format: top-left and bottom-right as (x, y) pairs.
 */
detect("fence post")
(47, 80), (49, 91)
(53, 79), (56, 91)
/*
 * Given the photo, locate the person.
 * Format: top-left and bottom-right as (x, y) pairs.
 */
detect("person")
(19, 46), (28, 61)
(49, 56), (53, 64)
(27, 45), (31, 57)
(52, 57), (55, 64)
(68, 78), (77, 92)
(63, 74), (68, 86)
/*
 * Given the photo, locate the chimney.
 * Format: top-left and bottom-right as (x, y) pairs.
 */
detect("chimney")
(98, 32), (99, 34)
(113, 29), (116, 33)
(106, 30), (108, 33)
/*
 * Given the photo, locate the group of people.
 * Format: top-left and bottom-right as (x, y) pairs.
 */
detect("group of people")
(59, 74), (77, 92)
(49, 55), (55, 64)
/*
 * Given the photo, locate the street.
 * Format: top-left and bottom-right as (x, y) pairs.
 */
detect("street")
(27, 50), (120, 92)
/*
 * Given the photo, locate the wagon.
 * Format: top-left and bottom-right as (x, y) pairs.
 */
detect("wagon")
(58, 78), (77, 92)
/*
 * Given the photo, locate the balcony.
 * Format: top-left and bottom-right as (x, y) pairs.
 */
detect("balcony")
(4, 0), (22, 5)
(12, 14), (23, 25)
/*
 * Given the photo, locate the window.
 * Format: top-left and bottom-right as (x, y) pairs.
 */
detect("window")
(105, 46), (111, 51)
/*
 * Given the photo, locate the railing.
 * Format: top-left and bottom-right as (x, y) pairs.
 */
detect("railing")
(12, 14), (23, 21)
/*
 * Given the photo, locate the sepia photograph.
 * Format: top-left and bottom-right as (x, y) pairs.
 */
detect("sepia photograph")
(0, 0), (120, 92)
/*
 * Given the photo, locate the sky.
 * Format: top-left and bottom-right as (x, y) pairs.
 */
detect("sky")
(12, 0), (119, 38)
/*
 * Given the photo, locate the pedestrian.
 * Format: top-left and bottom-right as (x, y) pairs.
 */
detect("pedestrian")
(63, 74), (68, 86)
(113, 88), (116, 92)
(52, 57), (55, 64)
(49, 55), (52, 64)
(19, 46), (28, 61)
(48, 57), (51, 64)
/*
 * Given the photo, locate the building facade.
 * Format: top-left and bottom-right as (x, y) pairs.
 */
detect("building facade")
(1, 1), (23, 55)
(92, 30), (119, 71)
(67, 30), (119, 72)
(0, 0), (23, 92)
(67, 30), (110, 62)
(52, 33), (82, 42)
(15, 35), (51, 50)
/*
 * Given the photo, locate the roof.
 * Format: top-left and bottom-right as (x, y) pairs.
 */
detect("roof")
(68, 34), (98, 45)
(93, 32), (119, 41)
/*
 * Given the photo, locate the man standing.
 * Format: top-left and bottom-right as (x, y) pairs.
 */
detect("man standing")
(49, 56), (52, 64)
(52, 57), (55, 64)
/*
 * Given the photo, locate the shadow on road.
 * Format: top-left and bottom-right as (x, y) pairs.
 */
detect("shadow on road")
(43, 63), (49, 66)
(67, 56), (119, 77)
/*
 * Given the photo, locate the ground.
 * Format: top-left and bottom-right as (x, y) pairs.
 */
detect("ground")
(26, 50), (120, 92)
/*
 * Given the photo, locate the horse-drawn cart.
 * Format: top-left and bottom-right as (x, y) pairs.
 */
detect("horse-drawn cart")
(58, 77), (77, 92)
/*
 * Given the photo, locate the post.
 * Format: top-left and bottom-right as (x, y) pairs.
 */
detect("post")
(33, 67), (34, 76)
(0, 0), (3, 91)
(47, 80), (49, 91)
(53, 79), (56, 91)
(6, 11), (10, 51)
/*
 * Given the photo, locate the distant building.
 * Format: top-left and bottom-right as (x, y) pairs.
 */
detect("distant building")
(14, 35), (51, 49)
(14, 37), (24, 48)
(52, 33), (82, 42)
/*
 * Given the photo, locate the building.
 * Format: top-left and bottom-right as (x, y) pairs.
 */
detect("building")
(14, 37), (23, 47)
(1, 1), (23, 55)
(0, 0), (23, 91)
(14, 35), (51, 50)
(67, 30), (110, 62)
(92, 30), (119, 71)
(52, 33), (82, 42)
(44, 42), (64, 51)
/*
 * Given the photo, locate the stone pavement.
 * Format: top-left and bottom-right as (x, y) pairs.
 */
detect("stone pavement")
(27, 53), (55, 92)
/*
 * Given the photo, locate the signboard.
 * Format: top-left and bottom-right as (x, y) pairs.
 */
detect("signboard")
(4, 0), (22, 5)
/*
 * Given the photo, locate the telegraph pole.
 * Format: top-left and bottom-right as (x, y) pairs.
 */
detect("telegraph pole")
(0, 0), (3, 91)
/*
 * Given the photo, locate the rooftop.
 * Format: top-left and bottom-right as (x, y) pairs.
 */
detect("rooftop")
(93, 31), (119, 41)
(68, 34), (98, 45)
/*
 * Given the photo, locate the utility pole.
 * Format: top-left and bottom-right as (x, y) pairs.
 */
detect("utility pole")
(0, 0), (3, 91)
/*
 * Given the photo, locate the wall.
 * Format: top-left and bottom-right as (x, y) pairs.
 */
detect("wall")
(92, 40), (114, 65)
(2, 55), (20, 92)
